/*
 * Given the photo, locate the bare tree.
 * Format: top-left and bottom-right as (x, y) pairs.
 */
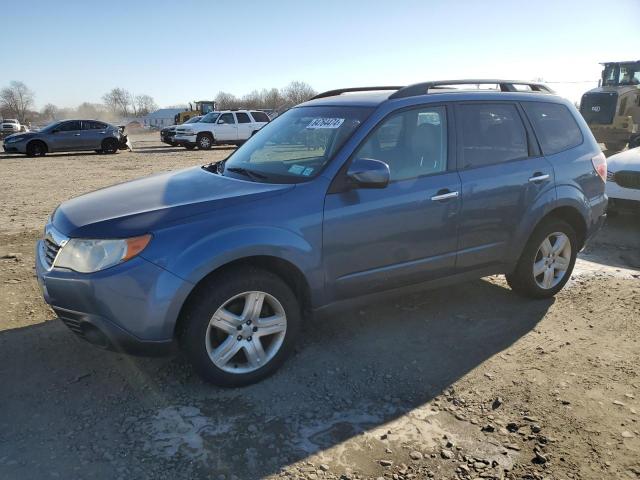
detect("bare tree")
(134, 94), (157, 116)
(215, 91), (240, 110)
(102, 88), (131, 117)
(0, 81), (35, 122)
(41, 103), (59, 121)
(281, 81), (316, 107)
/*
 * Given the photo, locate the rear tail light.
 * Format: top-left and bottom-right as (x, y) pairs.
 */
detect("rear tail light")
(592, 152), (607, 182)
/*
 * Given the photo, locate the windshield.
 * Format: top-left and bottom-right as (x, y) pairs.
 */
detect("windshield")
(185, 116), (202, 124)
(40, 121), (63, 131)
(222, 106), (374, 183)
(602, 63), (640, 86)
(200, 112), (220, 123)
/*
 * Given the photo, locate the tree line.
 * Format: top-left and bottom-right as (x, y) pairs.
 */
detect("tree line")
(0, 80), (317, 125)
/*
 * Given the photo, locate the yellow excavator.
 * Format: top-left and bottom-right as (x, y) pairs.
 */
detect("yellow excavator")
(174, 101), (217, 124)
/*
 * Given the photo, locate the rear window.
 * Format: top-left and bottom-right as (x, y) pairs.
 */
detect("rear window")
(83, 121), (107, 130)
(523, 102), (583, 155)
(251, 111), (270, 122)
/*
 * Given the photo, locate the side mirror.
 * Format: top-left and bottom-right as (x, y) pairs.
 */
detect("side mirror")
(51, 129), (60, 134)
(217, 119), (226, 124)
(346, 158), (390, 189)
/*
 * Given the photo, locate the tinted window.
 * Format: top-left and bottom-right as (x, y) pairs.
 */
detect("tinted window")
(58, 121), (81, 131)
(83, 121), (107, 130)
(251, 111), (270, 122)
(236, 112), (251, 123)
(200, 112), (220, 123)
(354, 106), (447, 181)
(458, 103), (528, 168)
(523, 102), (583, 155)
(218, 113), (235, 124)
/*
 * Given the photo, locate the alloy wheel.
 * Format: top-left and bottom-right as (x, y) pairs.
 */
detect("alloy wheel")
(205, 291), (287, 374)
(533, 232), (571, 289)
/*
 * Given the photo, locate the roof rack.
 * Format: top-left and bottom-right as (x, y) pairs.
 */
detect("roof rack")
(311, 86), (403, 100)
(389, 79), (554, 99)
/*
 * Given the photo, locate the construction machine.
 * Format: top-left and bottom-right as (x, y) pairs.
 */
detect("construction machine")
(580, 61), (640, 152)
(174, 101), (217, 125)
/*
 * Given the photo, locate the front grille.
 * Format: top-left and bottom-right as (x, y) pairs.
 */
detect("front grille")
(614, 170), (640, 190)
(43, 238), (61, 268)
(580, 92), (618, 125)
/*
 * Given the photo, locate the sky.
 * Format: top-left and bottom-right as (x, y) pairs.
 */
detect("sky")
(2, 0), (639, 109)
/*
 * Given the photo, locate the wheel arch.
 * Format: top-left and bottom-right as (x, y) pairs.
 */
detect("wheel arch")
(27, 138), (48, 153)
(173, 255), (312, 339)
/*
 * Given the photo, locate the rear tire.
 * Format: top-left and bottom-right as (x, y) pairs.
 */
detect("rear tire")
(197, 133), (213, 150)
(629, 134), (640, 150)
(179, 267), (301, 387)
(506, 219), (577, 299)
(26, 141), (46, 157)
(101, 138), (118, 154)
(605, 142), (626, 152)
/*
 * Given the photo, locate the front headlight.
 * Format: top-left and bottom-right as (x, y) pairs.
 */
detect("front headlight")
(6, 136), (26, 144)
(55, 234), (152, 273)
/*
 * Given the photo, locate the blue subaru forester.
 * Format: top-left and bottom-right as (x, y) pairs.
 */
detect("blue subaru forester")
(36, 80), (607, 386)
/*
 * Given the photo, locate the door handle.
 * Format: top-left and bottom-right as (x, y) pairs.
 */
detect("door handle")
(528, 173), (550, 183)
(74, 133), (81, 136)
(431, 190), (459, 201)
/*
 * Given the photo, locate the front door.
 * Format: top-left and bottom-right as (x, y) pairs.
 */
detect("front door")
(453, 102), (555, 271)
(323, 105), (461, 300)
(215, 113), (238, 142)
(48, 120), (83, 151)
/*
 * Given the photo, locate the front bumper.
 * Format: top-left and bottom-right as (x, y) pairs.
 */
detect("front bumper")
(35, 239), (193, 355)
(2, 140), (27, 153)
(174, 134), (197, 146)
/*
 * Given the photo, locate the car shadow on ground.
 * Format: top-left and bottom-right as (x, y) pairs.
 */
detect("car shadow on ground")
(0, 278), (552, 479)
(579, 213), (640, 271)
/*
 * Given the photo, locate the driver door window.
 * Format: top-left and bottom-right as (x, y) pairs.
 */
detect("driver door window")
(353, 106), (447, 181)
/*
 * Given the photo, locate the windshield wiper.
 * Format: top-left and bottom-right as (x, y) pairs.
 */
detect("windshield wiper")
(226, 166), (268, 181)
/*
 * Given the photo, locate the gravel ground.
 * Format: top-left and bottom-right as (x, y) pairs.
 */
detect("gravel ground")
(0, 133), (639, 480)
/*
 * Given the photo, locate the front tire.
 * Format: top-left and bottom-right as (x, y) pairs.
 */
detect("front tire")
(101, 138), (119, 154)
(506, 219), (577, 299)
(179, 267), (301, 387)
(197, 133), (213, 150)
(26, 140), (46, 157)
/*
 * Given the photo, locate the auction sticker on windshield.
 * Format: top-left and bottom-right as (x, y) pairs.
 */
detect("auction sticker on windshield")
(306, 118), (345, 129)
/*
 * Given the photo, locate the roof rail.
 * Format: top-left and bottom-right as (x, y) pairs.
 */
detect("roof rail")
(311, 86), (403, 100)
(388, 79), (554, 99)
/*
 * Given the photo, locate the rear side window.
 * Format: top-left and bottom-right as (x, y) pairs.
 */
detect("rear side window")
(457, 103), (528, 168)
(236, 112), (251, 123)
(523, 102), (583, 155)
(83, 121), (107, 130)
(250, 111), (270, 122)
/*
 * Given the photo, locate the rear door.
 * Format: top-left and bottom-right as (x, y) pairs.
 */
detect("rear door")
(235, 112), (253, 140)
(48, 120), (82, 151)
(454, 102), (555, 271)
(215, 113), (238, 141)
(81, 121), (108, 149)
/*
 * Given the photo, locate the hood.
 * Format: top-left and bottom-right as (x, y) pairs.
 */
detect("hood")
(3, 132), (35, 142)
(52, 166), (294, 238)
(607, 147), (640, 172)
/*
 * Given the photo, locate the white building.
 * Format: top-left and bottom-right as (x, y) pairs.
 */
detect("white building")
(144, 108), (185, 128)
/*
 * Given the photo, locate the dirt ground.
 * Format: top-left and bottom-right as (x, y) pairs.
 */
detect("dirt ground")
(0, 133), (639, 480)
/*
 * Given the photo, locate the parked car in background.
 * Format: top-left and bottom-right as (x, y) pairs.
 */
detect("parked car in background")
(35, 80), (607, 387)
(1, 118), (27, 138)
(2, 120), (131, 157)
(160, 115), (202, 146)
(606, 146), (640, 213)
(174, 110), (270, 150)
